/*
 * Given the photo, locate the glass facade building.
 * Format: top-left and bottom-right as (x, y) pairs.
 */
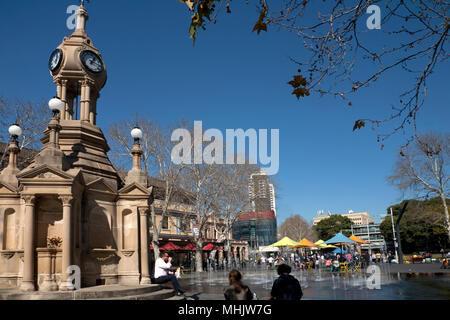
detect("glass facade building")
(232, 210), (277, 248)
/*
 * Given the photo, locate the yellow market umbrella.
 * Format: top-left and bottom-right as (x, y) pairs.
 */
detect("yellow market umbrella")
(290, 238), (316, 248)
(320, 243), (338, 249)
(268, 236), (299, 247)
(314, 240), (337, 249)
(315, 240), (325, 247)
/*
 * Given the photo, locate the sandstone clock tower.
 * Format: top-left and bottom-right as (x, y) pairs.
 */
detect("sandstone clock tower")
(0, 3), (153, 291)
(45, 4), (119, 189)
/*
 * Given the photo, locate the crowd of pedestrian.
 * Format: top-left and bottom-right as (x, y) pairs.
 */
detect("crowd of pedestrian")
(152, 249), (450, 300)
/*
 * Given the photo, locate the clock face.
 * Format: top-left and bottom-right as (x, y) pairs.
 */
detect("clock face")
(80, 50), (104, 73)
(48, 49), (63, 71)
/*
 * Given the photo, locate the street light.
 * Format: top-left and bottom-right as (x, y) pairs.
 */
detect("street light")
(131, 126), (143, 142)
(8, 124), (22, 141)
(48, 97), (65, 116)
(390, 207), (399, 263)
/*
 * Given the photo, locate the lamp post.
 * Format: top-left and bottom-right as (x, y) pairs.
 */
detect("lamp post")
(47, 97), (65, 149)
(366, 223), (371, 254)
(390, 207), (399, 263)
(130, 126), (143, 170)
(48, 97), (65, 117)
(131, 126), (143, 143)
(8, 124), (22, 142)
(1, 124), (22, 180)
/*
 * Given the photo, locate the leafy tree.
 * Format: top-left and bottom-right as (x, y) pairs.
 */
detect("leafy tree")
(313, 215), (352, 240)
(179, 0), (449, 145)
(380, 198), (449, 253)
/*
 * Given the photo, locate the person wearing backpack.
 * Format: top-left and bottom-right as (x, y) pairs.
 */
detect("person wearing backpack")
(269, 264), (303, 300)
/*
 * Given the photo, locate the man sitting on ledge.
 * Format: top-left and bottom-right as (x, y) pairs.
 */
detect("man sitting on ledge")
(153, 252), (184, 296)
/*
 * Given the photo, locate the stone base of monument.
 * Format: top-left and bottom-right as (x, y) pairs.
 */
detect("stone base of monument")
(0, 284), (183, 300)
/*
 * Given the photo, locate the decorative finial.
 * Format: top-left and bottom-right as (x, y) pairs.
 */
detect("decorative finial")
(75, 1), (89, 32)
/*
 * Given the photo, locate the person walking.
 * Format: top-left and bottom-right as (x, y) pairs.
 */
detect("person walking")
(270, 264), (303, 300)
(224, 269), (254, 300)
(153, 252), (184, 296)
(376, 252), (381, 263)
(268, 256), (274, 270)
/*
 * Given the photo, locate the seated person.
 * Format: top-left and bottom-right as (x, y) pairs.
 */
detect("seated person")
(325, 259), (332, 267)
(153, 252), (184, 296)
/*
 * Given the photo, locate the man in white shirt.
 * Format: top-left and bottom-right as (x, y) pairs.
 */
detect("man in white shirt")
(153, 252), (184, 295)
(268, 256), (274, 268)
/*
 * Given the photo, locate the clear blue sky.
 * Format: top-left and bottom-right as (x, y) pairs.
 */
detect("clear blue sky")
(1, 1), (448, 225)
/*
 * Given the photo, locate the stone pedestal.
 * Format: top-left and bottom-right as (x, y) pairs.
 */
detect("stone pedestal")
(38, 248), (58, 292)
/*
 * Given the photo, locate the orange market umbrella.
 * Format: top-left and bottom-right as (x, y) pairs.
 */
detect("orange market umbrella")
(290, 238), (316, 248)
(349, 235), (371, 245)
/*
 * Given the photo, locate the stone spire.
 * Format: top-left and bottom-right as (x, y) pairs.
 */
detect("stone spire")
(72, 3), (89, 37)
(34, 102), (69, 170)
(125, 128), (147, 186)
(0, 138), (21, 187)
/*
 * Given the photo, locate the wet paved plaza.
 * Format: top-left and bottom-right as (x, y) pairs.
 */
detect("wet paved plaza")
(179, 264), (450, 300)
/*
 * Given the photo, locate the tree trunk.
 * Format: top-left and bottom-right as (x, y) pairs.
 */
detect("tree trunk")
(439, 193), (450, 243)
(195, 247), (203, 273)
(152, 234), (160, 261)
(193, 237), (204, 273)
(224, 239), (231, 268)
(150, 205), (160, 261)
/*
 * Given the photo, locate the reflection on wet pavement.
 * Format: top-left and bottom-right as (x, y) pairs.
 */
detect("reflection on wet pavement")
(178, 265), (450, 300)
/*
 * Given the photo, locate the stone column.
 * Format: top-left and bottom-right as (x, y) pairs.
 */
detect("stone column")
(59, 195), (74, 291)
(67, 95), (74, 120)
(20, 195), (36, 291)
(80, 81), (87, 121)
(89, 91), (96, 124)
(56, 81), (62, 103)
(61, 80), (68, 120)
(84, 85), (91, 122)
(139, 207), (151, 284)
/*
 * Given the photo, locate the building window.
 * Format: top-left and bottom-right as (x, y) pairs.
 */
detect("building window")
(180, 218), (191, 232)
(162, 216), (169, 230)
(175, 217), (180, 235)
